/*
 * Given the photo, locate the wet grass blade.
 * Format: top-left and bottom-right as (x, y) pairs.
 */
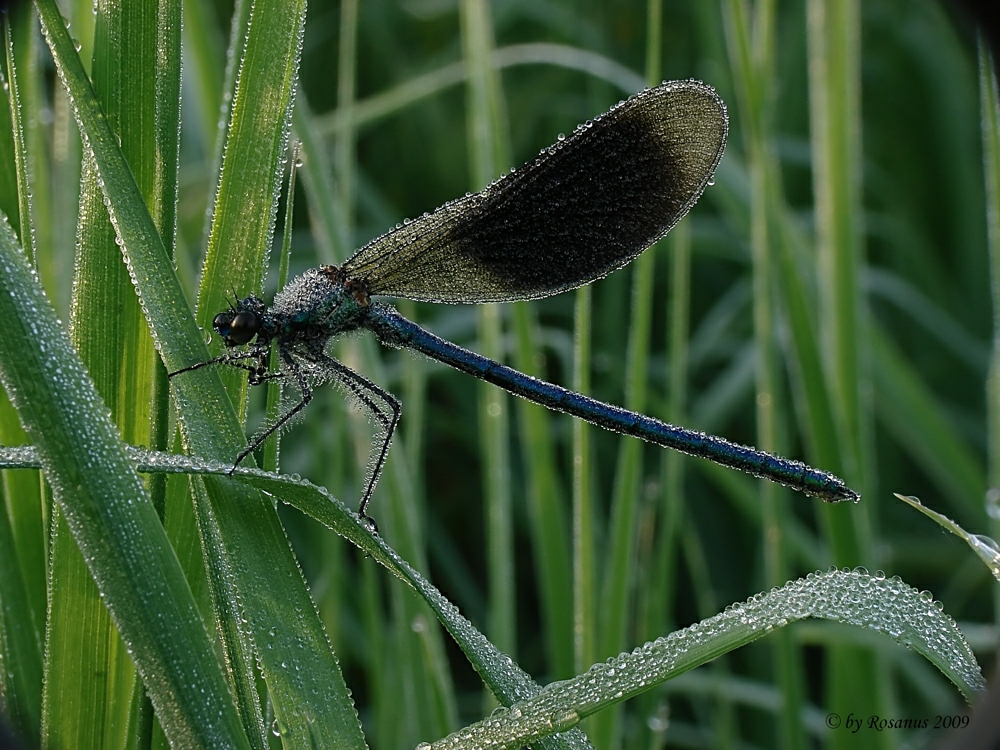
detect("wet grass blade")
(0, 199), (251, 749)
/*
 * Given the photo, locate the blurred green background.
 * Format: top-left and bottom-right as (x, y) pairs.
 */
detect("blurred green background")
(276, 1), (995, 746)
(2, 0), (997, 747)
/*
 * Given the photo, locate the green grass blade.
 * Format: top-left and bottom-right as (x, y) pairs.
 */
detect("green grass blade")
(180, 0), (225, 155)
(805, 4), (887, 747)
(981, 41), (1000, 628)
(723, 2), (806, 747)
(895, 493), (1000, 579)
(43, 1), (178, 744)
(295, 9), (462, 742)
(34, 1), (368, 745)
(314, 44), (645, 140)
(196, 0), (301, 409)
(0, 22), (20, 231)
(592, 5), (663, 745)
(0, 206), (250, 748)
(459, 0), (516, 672)
(0, 10), (45, 746)
(0, 455), (42, 745)
(2, 11), (34, 264)
(332, 0), (358, 258)
(259, 144), (299, 474)
(117, 450), (589, 749)
(511, 302), (574, 678)
(807, 0), (872, 552)
(187, 0), (363, 743)
(292, 96), (342, 264)
(433, 568), (985, 749)
(572, 283), (595, 677)
(43, 513), (141, 749)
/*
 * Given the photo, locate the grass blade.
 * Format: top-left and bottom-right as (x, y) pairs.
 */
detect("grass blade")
(0, 203), (250, 748)
(34, 0), (368, 745)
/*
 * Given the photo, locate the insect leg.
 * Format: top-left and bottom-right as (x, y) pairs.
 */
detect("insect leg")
(168, 346), (269, 379)
(231, 346), (312, 471)
(305, 351), (400, 529)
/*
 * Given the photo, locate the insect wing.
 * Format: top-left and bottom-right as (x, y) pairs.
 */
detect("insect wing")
(341, 80), (728, 303)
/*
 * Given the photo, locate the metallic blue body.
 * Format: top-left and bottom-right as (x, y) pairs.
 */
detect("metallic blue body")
(365, 303), (857, 503)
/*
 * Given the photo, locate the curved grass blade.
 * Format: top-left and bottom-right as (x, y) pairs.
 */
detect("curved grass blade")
(896, 494), (1000, 580)
(432, 569), (985, 749)
(53, 446), (590, 750)
(4, 444), (987, 745)
(0, 210), (250, 748)
(33, 0), (367, 745)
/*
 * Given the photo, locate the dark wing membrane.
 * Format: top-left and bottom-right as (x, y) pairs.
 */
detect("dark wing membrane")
(342, 80), (728, 304)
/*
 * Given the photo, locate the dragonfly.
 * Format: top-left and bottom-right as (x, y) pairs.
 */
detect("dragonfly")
(170, 80), (859, 527)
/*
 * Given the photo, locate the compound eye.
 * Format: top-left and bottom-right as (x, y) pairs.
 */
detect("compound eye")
(226, 311), (260, 345)
(212, 312), (234, 337)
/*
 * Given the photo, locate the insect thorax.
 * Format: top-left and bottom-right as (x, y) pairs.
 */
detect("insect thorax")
(267, 266), (369, 342)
